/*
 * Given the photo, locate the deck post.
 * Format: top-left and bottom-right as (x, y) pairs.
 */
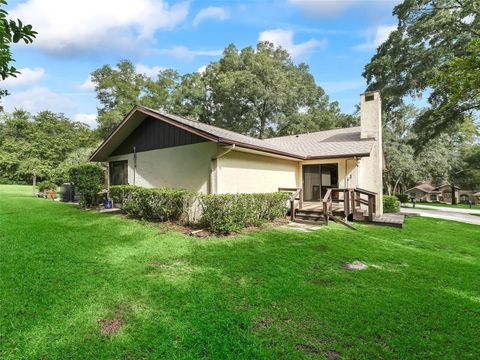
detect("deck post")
(299, 189), (303, 210)
(345, 190), (350, 216)
(368, 195), (374, 221)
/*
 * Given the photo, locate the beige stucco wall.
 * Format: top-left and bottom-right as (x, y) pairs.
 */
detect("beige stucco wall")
(357, 143), (383, 215)
(216, 150), (299, 194)
(108, 142), (218, 193)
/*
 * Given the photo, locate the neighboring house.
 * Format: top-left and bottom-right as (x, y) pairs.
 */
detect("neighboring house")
(407, 181), (479, 204)
(90, 91), (384, 215)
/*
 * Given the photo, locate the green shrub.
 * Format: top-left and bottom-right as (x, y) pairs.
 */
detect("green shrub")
(68, 164), (104, 208)
(395, 194), (409, 204)
(37, 180), (57, 192)
(383, 195), (400, 213)
(109, 185), (194, 221)
(198, 193), (290, 234)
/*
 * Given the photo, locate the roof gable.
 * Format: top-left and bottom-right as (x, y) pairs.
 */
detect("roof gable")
(111, 116), (207, 156)
(90, 106), (376, 162)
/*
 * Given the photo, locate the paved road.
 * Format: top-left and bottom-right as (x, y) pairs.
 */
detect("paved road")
(402, 203), (480, 215)
(401, 207), (480, 225)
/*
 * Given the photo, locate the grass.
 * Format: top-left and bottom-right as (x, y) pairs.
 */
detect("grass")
(1, 185), (479, 359)
(417, 201), (480, 210)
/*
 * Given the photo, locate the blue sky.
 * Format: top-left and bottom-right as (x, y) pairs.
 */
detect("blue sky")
(2, 0), (400, 127)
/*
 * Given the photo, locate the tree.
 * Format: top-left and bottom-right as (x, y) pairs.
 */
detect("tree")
(0, 110), (98, 182)
(92, 43), (356, 140)
(0, 0), (37, 99)
(17, 157), (47, 195)
(91, 60), (180, 138)
(363, 0), (479, 139)
(175, 42), (356, 138)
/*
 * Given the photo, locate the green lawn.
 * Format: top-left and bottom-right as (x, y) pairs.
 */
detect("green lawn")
(1, 185), (479, 359)
(417, 201), (480, 210)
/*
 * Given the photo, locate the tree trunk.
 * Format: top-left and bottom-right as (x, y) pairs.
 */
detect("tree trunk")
(32, 174), (37, 197)
(451, 184), (456, 205)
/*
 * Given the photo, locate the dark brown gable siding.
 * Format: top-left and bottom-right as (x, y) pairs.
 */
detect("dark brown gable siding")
(111, 116), (208, 156)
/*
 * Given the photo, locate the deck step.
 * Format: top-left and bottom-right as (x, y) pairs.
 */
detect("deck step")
(294, 218), (325, 225)
(296, 210), (323, 217)
(295, 215), (324, 222)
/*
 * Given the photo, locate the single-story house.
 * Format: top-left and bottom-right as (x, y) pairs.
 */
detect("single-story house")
(407, 181), (479, 204)
(90, 91), (384, 215)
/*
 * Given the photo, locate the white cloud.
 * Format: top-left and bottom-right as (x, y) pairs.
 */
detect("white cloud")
(258, 29), (326, 59)
(74, 113), (97, 128)
(79, 76), (95, 91)
(193, 6), (229, 27)
(153, 46), (222, 60)
(356, 25), (397, 50)
(197, 65), (207, 74)
(136, 64), (166, 78)
(1, 67), (45, 88)
(10, 0), (189, 54)
(289, 0), (401, 17)
(2, 86), (75, 114)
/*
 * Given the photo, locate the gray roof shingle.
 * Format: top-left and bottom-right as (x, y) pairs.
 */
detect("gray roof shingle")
(151, 108), (374, 159)
(91, 106), (376, 161)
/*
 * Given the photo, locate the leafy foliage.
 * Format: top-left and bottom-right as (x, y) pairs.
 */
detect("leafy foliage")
(91, 61), (180, 138)
(364, 0), (479, 139)
(0, 110), (97, 183)
(0, 0), (37, 99)
(395, 194), (409, 204)
(109, 185), (194, 222)
(110, 185), (289, 234)
(68, 164), (104, 208)
(37, 180), (57, 192)
(383, 195), (400, 213)
(91, 43), (357, 139)
(198, 192), (289, 233)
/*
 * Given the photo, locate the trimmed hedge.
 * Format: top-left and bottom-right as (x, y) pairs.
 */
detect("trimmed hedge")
(69, 164), (104, 208)
(383, 195), (400, 213)
(198, 193), (290, 234)
(110, 185), (290, 233)
(109, 185), (194, 222)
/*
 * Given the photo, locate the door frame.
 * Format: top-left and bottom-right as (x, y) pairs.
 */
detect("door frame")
(301, 163), (339, 202)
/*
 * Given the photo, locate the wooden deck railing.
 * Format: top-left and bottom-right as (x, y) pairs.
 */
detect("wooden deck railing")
(322, 187), (376, 223)
(278, 187), (303, 221)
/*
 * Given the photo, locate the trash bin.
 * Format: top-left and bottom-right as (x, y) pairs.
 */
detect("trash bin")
(60, 183), (75, 202)
(104, 199), (113, 209)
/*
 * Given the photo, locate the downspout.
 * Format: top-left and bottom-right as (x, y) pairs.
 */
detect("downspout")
(209, 144), (235, 194)
(133, 146), (137, 186)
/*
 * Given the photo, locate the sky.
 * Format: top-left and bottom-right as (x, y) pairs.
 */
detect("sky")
(2, 0), (401, 128)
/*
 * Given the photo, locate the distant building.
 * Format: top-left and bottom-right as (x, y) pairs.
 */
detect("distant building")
(406, 181), (479, 204)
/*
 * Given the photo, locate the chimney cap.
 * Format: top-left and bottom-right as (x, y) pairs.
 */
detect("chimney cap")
(360, 90), (381, 97)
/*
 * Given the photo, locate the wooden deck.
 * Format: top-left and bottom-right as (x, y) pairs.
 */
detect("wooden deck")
(302, 201), (343, 212)
(372, 213), (405, 228)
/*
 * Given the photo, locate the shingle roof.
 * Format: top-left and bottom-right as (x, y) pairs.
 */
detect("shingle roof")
(406, 183), (436, 193)
(90, 106), (376, 161)
(151, 108), (374, 159)
(264, 127), (375, 158)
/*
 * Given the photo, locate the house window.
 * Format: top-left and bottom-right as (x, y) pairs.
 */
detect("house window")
(430, 194), (437, 201)
(109, 160), (128, 186)
(460, 194), (469, 203)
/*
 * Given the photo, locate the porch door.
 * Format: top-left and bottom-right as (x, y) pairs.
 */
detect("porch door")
(109, 160), (128, 185)
(303, 165), (321, 201)
(302, 164), (338, 201)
